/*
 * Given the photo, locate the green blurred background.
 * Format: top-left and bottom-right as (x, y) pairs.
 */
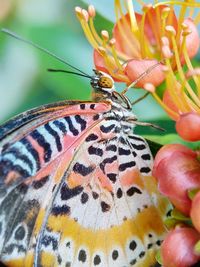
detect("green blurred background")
(0, 0), (199, 147)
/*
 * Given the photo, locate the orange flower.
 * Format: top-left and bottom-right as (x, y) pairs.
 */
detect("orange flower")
(75, 1), (200, 88)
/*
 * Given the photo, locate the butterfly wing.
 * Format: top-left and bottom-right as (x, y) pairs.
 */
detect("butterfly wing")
(0, 100), (168, 267)
(0, 100), (111, 266)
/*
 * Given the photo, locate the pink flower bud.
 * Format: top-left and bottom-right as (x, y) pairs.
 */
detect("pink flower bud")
(161, 227), (200, 267)
(191, 191), (200, 233)
(176, 113), (200, 141)
(153, 144), (200, 215)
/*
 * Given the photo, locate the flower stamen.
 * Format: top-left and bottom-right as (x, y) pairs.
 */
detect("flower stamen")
(126, 0), (139, 33)
(109, 38), (124, 71)
(166, 25), (200, 108)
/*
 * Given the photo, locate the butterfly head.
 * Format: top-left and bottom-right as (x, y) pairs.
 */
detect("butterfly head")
(91, 70), (115, 93)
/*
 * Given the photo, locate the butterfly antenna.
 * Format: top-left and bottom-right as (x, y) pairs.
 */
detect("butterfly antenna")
(1, 28), (89, 77)
(47, 68), (92, 79)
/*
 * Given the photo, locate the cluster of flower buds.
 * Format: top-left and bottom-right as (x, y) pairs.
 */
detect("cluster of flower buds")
(153, 143), (200, 266)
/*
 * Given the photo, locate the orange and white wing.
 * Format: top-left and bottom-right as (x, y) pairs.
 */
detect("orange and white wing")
(0, 100), (168, 267)
(0, 101), (110, 267)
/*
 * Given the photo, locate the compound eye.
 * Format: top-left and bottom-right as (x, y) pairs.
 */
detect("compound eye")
(98, 76), (114, 89)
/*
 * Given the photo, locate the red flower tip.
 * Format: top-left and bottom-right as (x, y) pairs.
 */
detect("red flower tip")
(153, 144), (200, 215)
(125, 59), (165, 87)
(176, 113), (200, 142)
(161, 227), (200, 267)
(191, 191), (200, 233)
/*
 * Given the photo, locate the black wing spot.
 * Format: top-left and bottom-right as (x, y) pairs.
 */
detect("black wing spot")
(21, 138), (40, 171)
(139, 251), (145, 258)
(118, 147), (131, 155)
(106, 145), (117, 152)
(119, 161), (135, 172)
(127, 187), (142, 196)
(78, 249), (87, 262)
(100, 124), (115, 133)
(51, 204), (71, 216)
(80, 104), (85, 109)
(141, 153), (151, 160)
(93, 114), (100, 120)
(140, 167), (151, 173)
(131, 143), (146, 150)
(100, 156), (117, 172)
(94, 255), (101, 265)
(53, 120), (67, 133)
(130, 259), (137, 265)
(73, 162), (95, 176)
(129, 240), (137, 251)
(75, 115), (87, 131)
(88, 145), (103, 157)
(44, 123), (62, 152)
(107, 173), (117, 183)
(116, 188), (123, 198)
(30, 130), (52, 162)
(14, 226), (26, 241)
(81, 192), (89, 204)
(41, 235), (58, 250)
(32, 175), (49, 189)
(92, 192), (99, 199)
(128, 135), (144, 142)
(90, 104), (95, 109)
(64, 117), (79, 136)
(112, 250), (119, 260)
(85, 133), (98, 142)
(60, 183), (83, 201)
(101, 201), (110, 212)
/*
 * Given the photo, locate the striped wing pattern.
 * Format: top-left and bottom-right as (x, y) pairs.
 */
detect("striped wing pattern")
(0, 100), (168, 267)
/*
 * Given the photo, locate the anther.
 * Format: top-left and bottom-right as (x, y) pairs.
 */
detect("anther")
(162, 45), (173, 59)
(182, 29), (192, 37)
(88, 5), (96, 18)
(98, 46), (107, 55)
(186, 68), (200, 79)
(143, 83), (156, 93)
(161, 36), (169, 46)
(142, 4), (153, 12)
(101, 30), (109, 42)
(161, 7), (170, 20)
(75, 7), (83, 19)
(165, 25), (177, 36)
(109, 38), (116, 46)
(81, 9), (89, 22)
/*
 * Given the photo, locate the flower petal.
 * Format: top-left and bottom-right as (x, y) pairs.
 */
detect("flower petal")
(143, 5), (177, 47)
(93, 49), (109, 73)
(125, 59), (165, 87)
(182, 18), (200, 60)
(161, 227), (200, 267)
(113, 13), (141, 58)
(176, 112), (200, 141)
(162, 83), (182, 120)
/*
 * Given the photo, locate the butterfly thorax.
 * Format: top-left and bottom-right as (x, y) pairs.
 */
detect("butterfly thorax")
(91, 70), (137, 134)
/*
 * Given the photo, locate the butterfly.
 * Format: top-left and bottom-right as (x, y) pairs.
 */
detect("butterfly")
(0, 30), (169, 267)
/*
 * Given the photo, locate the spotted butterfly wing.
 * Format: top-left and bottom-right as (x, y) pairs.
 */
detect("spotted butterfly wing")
(0, 71), (168, 267)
